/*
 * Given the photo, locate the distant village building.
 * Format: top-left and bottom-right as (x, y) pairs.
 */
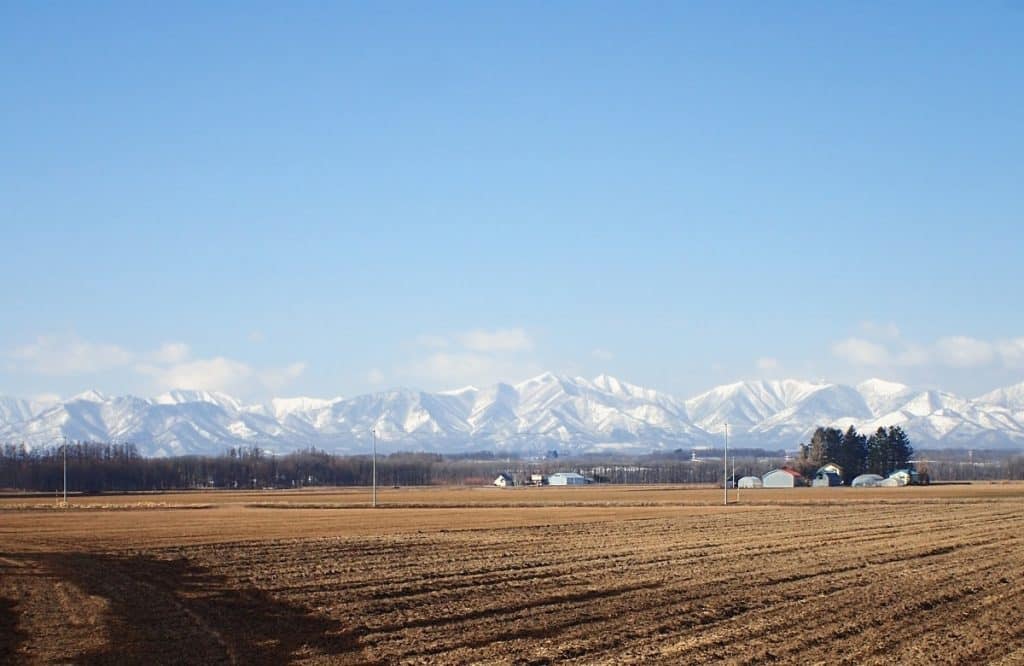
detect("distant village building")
(530, 474), (547, 486)
(493, 473), (514, 488)
(818, 462), (844, 478)
(762, 468), (806, 488)
(737, 476), (763, 489)
(548, 472), (589, 486)
(812, 470), (843, 487)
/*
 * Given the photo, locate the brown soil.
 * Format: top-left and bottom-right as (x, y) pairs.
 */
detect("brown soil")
(2, 484), (1023, 664)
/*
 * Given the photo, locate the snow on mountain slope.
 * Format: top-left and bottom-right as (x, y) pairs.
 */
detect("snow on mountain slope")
(748, 384), (874, 443)
(0, 397), (36, 426)
(3, 375), (1024, 455)
(684, 379), (827, 431)
(266, 396), (343, 420)
(856, 378), (915, 415)
(154, 390), (244, 412)
(977, 382), (1024, 411)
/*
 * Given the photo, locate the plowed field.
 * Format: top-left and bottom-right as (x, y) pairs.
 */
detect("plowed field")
(3, 484), (1023, 664)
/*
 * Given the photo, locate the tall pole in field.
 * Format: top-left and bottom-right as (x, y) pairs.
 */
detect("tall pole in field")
(723, 423), (729, 506)
(371, 428), (377, 508)
(732, 432), (737, 504)
(62, 436), (67, 507)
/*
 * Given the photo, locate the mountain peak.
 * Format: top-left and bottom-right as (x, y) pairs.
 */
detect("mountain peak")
(69, 389), (107, 403)
(3, 376), (1023, 455)
(857, 378), (910, 395)
(154, 389), (243, 411)
(438, 385), (479, 396)
(977, 382), (1024, 410)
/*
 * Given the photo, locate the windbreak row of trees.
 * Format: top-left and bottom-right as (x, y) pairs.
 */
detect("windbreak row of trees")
(0, 442), (502, 493)
(794, 425), (915, 483)
(2, 436), (1022, 492)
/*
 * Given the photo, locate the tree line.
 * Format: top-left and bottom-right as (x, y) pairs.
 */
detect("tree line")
(2, 435), (1023, 492)
(0, 442), (480, 492)
(793, 425), (915, 483)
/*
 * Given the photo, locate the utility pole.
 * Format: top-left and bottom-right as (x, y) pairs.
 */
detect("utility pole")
(732, 430), (737, 504)
(723, 423), (729, 506)
(371, 428), (377, 508)
(62, 436), (68, 507)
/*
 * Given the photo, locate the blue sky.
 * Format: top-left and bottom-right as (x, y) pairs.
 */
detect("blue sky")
(2, 2), (1022, 401)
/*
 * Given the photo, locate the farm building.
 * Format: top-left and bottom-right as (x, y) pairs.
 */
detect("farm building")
(493, 473), (514, 488)
(530, 474), (547, 485)
(890, 468), (920, 485)
(548, 472), (589, 486)
(818, 462), (843, 478)
(851, 474), (885, 487)
(737, 476), (763, 489)
(812, 469), (843, 487)
(762, 468), (806, 488)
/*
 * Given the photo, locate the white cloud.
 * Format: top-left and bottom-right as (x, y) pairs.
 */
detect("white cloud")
(8, 334), (305, 398)
(895, 343), (930, 367)
(832, 337), (890, 366)
(833, 329), (1024, 371)
(457, 328), (533, 352)
(261, 362), (308, 391)
(592, 348), (614, 361)
(11, 336), (134, 375)
(401, 326), (540, 388)
(136, 357), (306, 394)
(933, 336), (994, 368)
(996, 338), (1024, 367)
(367, 368), (386, 385)
(148, 342), (191, 365)
(756, 357), (780, 371)
(139, 357), (254, 392)
(407, 351), (542, 388)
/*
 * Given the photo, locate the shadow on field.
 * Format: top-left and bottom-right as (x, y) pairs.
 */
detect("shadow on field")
(35, 551), (365, 665)
(0, 594), (26, 663)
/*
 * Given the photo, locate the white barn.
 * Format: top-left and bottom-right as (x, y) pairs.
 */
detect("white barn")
(762, 468), (806, 488)
(548, 472), (589, 486)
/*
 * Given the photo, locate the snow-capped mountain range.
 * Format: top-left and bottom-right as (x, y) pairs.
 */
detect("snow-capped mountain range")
(2, 375), (1024, 457)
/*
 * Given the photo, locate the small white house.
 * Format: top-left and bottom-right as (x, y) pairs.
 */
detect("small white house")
(548, 472), (589, 486)
(494, 473), (514, 488)
(737, 476), (763, 489)
(762, 468), (806, 488)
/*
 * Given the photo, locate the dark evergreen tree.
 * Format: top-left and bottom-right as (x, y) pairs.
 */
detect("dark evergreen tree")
(866, 426), (889, 475)
(836, 425), (868, 483)
(887, 425), (914, 472)
(810, 426), (843, 466)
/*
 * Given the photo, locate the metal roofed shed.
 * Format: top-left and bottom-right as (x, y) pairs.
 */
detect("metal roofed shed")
(548, 472), (590, 486)
(762, 468), (807, 488)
